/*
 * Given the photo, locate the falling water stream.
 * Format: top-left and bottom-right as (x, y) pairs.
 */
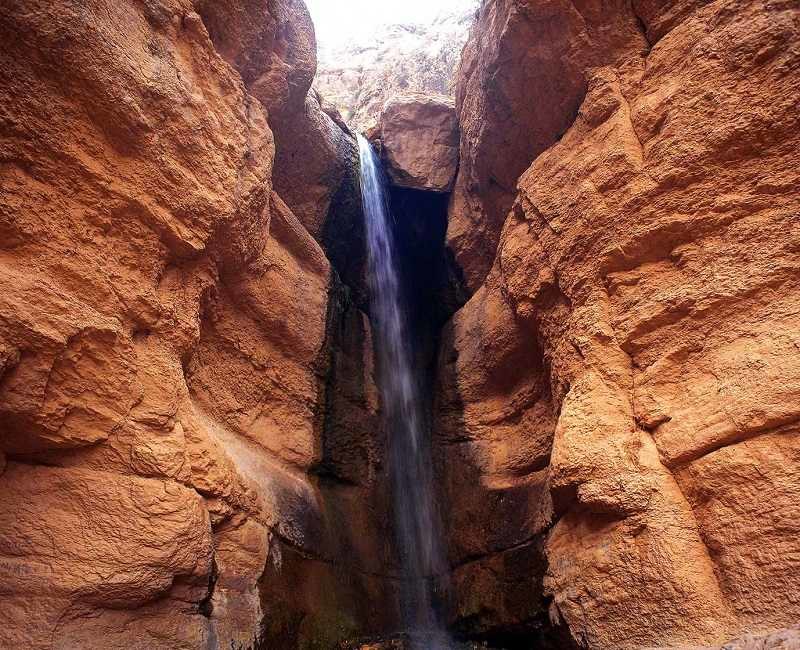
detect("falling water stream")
(357, 134), (451, 649)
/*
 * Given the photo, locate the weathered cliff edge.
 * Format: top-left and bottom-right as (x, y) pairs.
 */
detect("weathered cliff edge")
(0, 1), (389, 647)
(438, 0), (800, 647)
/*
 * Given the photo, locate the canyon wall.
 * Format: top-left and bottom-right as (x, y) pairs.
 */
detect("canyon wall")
(1, 0), (798, 648)
(438, 0), (800, 647)
(0, 1), (392, 648)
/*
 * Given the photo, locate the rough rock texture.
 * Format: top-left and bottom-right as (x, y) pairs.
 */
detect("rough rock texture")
(448, 0), (647, 291)
(652, 626), (800, 650)
(200, 0), (358, 239)
(0, 0), (384, 647)
(270, 90), (359, 238)
(3, 0), (799, 647)
(437, 0), (800, 648)
(314, 1), (478, 131)
(0, 1), (270, 643)
(377, 93), (460, 193)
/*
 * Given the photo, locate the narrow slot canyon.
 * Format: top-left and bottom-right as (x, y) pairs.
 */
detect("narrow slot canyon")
(1, 0), (799, 649)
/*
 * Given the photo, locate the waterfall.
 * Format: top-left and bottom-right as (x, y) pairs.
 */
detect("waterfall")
(357, 134), (451, 649)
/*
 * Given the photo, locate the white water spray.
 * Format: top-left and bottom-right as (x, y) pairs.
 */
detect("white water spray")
(357, 134), (451, 649)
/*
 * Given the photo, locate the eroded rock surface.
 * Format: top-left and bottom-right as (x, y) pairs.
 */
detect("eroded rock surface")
(437, 0), (800, 647)
(0, 0), (381, 647)
(448, 0), (647, 291)
(377, 93), (460, 193)
(201, 0), (358, 240)
(1, 0), (798, 647)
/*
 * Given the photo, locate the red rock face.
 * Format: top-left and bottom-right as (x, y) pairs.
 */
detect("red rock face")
(449, 0), (647, 292)
(378, 93), (460, 193)
(438, 0), (800, 647)
(0, 0), (382, 647)
(1, 0), (798, 647)
(202, 0), (358, 240)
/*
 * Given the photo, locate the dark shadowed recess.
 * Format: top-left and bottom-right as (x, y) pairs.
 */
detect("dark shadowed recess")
(384, 187), (574, 650)
(388, 186), (468, 366)
(386, 189), (576, 649)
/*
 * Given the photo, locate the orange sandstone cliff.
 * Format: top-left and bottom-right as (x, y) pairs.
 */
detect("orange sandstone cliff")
(0, 1), (388, 647)
(439, 0), (800, 647)
(0, 0), (798, 648)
